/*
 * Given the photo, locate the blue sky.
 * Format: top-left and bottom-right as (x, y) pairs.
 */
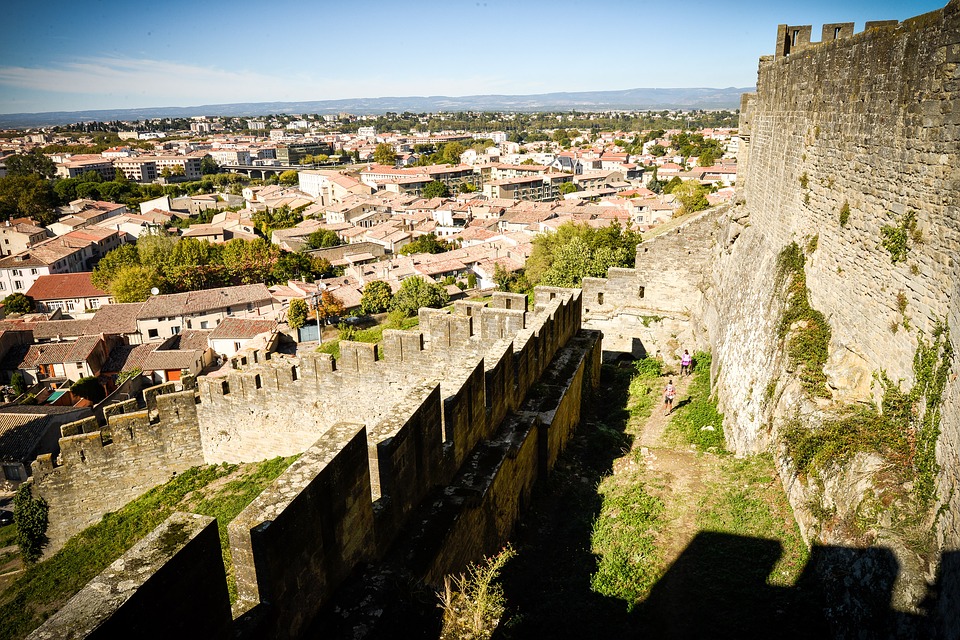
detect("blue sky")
(0, 0), (946, 115)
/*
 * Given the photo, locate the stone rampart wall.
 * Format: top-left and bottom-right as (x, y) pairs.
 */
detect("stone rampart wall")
(714, 1), (960, 547)
(582, 210), (722, 363)
(32, 391), (205, 554)
(29, 512), (232, 640)
(32, 288), (601, 638)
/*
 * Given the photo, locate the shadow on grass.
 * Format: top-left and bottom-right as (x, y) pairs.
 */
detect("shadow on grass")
(491, 366), (959, 639)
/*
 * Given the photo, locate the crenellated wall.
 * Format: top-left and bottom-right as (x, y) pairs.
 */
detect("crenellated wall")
(29, 287), (601, 639)
(579, 1), (960, 618)
(713, 0), (960, 551)
(32, 389), (205, 554)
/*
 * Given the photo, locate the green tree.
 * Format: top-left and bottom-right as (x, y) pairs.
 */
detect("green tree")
(4, 151), (56, 179)
(390, 276), (449, 316)
(135, 232), (177, 269)
(219, 237), (277, 284)
(0, 175), (58, 224)
(440, 142), (466, 164)
(421, 180), (450, 199)
(2, 293), (34, 314)
(526, 221), (642, 287)
(662, 176), (683, 194)
(287, 298), (308, 329)
(110, 264), (164, 303)
(13, 483), (48, 564)
(10, 371), (26, 396)
(70, 376), (106, 403)
(200, 156), (219, 175)
(91, 243), (140, 290)
(305, 229), (343, 249)
(697, 150), (717, 167)
(672, 181), (711, 213)
(54, 177), (80, 203)
(360, 280), (393, 314)
(374, 143), (397, 166)
(278, 170), (299, 186)
(649, 144), (667, 157)
(399, 232), (456, 255)
(559, 182), (578, 195)
(75, 181), (102, 201)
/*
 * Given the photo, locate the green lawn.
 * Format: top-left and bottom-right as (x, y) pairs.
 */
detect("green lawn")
(0, 456), (296, 640)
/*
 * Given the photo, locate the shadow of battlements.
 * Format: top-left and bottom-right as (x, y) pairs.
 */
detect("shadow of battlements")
(495, 522), (959, 640)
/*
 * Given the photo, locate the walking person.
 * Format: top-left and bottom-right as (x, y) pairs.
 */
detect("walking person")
(681, 350), (692, 377)
(664, 379), (676, 415)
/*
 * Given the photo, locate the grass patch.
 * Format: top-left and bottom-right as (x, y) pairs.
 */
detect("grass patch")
(186, 455), (298, 601)
(590, 475), (665, 608)
(775, 243), (832, 397)
(698, 454), (809, 587)
(317, 315), (420, 360)
(625, 358), (663, 434)
(667, 352), (726, 452)
(0, 525), (16, 550)
(0, 456), (296, 640)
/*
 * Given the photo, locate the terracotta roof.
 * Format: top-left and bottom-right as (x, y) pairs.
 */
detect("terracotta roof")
(137, 284), (272, 319)
(86, 303), (144, 334)
(28, 319), (92, 340)
(26, 272), (109, 302)
(209, 317), (275, 339)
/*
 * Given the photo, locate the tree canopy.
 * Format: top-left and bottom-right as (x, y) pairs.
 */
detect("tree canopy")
(305, 229), (343, 250)
(92, 234), (335, 301)
(287, 298), (308, 329)
(360, 280), (393, 314)
(421, 180), (450, 199)
(390, 276), (449, 316)
(672, 181), (711, 214)
(526, 222), (642, 287)
(374, 143), (397, 166)
(2, 293), (34, 314)
(399, 232), (457, 256)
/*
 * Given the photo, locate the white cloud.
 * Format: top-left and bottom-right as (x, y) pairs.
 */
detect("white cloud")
(0, 56), (531, 111)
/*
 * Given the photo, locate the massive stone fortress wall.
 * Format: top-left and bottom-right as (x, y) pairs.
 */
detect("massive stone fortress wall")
(724, 1), (960, 546)
(30, 288), (601, 639)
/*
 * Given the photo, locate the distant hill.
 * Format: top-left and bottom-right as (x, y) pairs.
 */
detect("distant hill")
(0, 87), (752, 129)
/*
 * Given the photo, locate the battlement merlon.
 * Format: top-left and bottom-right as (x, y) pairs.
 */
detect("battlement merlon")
(770, 2), (960, 62)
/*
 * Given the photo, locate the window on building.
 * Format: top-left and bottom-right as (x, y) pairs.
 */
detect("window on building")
(13, 281), (21, 290)
(30, 269), (37, 275)
(172, 326), (180, 335)
(200, 321), (209, 329)
(148, 328), (159, 338)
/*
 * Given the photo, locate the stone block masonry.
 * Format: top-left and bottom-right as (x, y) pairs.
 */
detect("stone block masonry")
(229, 424), (375, 640)
(29, 512), (233, 640)
(722, 0), (960, 549)
(580, 0), (959, 620)
(32, 287), (601, 638)
(32, 390), (206, 555)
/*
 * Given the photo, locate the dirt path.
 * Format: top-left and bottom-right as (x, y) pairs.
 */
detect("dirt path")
(621, 373), (722, 570)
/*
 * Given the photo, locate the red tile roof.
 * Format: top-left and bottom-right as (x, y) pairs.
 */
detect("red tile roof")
(25, 273), (109, 301)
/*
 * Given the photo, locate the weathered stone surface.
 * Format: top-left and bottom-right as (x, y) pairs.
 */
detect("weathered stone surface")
(28, 512), (231, 640)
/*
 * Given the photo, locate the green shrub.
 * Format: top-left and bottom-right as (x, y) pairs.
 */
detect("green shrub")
(839, 201), (850, 227)
(775, 243), (832, 397)
(880, 210), (918, 263)
(13, 484), (48, 564)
